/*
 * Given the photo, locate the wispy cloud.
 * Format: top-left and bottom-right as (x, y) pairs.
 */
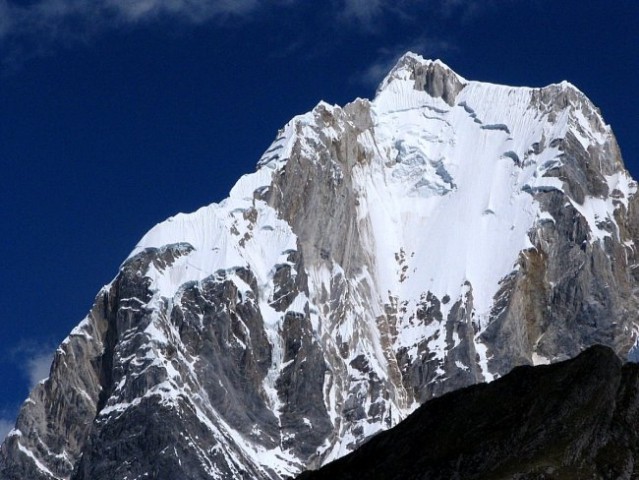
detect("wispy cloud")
(104, 0), (260, 23)
(339, 0), (385, 29)
(9, 341), (56, 389)
(0, 0), (507, 42)
(0, 403), (19, 443)
(24, 350), (54, 389)
(336, 0), (499, 31)
(0, 0), (509, 69)
(1, 0), (260, 36)
(0, 417), (14, 442)
(0, 0), (260, 67)
(0, 341), (55, 443)
(339, 0), (500, 90)
(0, 0), (261, 62)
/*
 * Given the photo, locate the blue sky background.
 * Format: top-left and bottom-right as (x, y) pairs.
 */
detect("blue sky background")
(0, 0), (637, 437)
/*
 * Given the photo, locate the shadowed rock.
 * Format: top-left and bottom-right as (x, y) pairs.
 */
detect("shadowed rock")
(298, 345), (639, 480)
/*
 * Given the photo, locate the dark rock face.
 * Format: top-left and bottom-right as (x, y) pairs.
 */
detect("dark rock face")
(1, 243), (331, 480)
(298, 345), (639, 480)
(396, 285), (485, 404)
(482, 126), (639, 377)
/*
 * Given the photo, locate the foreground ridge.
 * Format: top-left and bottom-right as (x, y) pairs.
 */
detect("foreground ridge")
(298, 345), (639, 480)
(2, 53), (639, 479)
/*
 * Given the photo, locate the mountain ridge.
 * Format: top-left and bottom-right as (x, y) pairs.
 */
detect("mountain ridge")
(297, 344), (639, 480)
(2, 52), (639, 479)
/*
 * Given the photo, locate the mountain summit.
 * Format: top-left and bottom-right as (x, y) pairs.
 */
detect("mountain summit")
(2, 53), (638, 479)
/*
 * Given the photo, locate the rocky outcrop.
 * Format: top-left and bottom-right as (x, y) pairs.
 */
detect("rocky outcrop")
(298, 345), (639, 480)
(2, 52), (639, 479)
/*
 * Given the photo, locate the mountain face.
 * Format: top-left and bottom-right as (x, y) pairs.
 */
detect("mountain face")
(297, 345), (639, 480)
(2, 52), (639, 479)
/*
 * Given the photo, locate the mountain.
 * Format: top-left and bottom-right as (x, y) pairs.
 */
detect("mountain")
(2, 52), (639, 479)
(297, 345), (639, 480)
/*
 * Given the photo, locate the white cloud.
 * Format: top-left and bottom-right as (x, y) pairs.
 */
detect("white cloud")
(25, 351), (54, 389)
(0, 0), (503, 42)
(0, 0), (268, 67)
(0, 342), (54, 444)
(10, 341), (55, 389)
(0, 0), (506, 70)
(335, 0), (497, 31)
(0, 418), (14, 442)
(358, 59), (395, 90)
(104, 0), (260, 23)
(0, 0), (261, 44)
(0, 405), (18, 443)
(340, 0), (385, 27)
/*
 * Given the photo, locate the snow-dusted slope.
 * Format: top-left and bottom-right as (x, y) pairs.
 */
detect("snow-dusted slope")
(3, 53), (639, 480)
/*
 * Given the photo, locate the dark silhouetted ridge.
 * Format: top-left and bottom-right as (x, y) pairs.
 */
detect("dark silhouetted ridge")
(298, 345), (639, 480)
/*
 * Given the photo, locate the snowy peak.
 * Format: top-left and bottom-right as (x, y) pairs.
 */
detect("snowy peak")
(378, 53), (609, 141)
(377, 52), (466, 105)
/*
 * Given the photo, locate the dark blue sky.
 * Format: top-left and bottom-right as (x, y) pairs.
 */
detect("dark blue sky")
(0, 0), (637, 434)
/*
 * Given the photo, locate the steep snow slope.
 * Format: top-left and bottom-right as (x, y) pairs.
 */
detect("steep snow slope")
(2, 53), (639, 480)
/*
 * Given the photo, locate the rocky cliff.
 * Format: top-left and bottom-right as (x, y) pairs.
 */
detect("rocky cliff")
(2, 52), (638, 479)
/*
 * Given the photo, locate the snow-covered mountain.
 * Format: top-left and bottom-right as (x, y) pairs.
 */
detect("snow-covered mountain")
(2, 52), (639, 480)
